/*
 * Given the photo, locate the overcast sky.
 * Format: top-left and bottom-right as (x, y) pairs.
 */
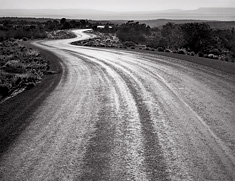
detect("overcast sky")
(0, 0), (234, 11)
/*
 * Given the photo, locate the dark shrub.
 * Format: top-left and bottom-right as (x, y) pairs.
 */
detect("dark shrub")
(198, 52), (204, 57)
(178, 50), (185, 54)
(157, 47), (164, 52)
(209, 49), (220, 55)
(124, 41), (136, 47)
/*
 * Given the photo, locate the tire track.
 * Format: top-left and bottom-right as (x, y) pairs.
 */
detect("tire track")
(71, 54), (149, 180)
(128, 57), (235, 167)
(75, 50), (235, 180)
(106, 53), (235, 179)
(78, 68), (115, 181)
(74, 53), (170, 181)
(115, 54), (235, 179)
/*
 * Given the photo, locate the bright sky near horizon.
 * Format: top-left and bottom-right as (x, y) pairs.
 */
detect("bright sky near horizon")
(0, 0), (234, 11)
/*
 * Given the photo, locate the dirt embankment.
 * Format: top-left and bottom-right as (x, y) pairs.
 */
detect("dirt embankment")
(0, 41), (63, 156)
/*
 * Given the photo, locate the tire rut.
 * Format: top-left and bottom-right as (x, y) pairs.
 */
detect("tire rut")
(78, 73), (115, 181)
(79, 54), (169, 181)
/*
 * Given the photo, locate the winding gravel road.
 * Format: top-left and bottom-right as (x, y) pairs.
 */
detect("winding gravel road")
(0, 29), (235, 181)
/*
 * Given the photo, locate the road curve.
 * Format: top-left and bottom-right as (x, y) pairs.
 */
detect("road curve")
(0, 29), (235, 181)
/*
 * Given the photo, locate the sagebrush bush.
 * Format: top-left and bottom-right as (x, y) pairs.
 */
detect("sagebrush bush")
(124, 41), (136, 47)
(178, 50), (185, 55)
(198, 52), (204, 57)
(157, 47), (164, 52)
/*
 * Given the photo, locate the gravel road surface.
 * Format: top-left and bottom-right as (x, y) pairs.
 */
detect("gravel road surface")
(0, 29), (234, 181)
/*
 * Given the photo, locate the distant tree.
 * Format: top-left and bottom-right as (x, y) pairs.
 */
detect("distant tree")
(116, 21), (149, 43)
(80, 20), (88, 28)
(0, 30), (6, 41)
(69, 20), (77, 28)
(213, 28), (235, 57)
(3, 20), (12, 27)
(124, 41), (136, 47)
(180, 23), (212, 53)
(161, 22), (175, 37)
(61, 21), (71, 29)
(92, 25), (97, 31)
(160, 22), (183, 48)
(60, 18), (67, 25)
(45, 20), (55, 30)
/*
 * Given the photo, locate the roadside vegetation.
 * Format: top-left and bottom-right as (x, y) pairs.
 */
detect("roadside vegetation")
(0, 39), (50, 101)
(1, 17), (234, 62)
(0, 17), (234, 101)
(0, 18), (87, 41)
(90, 21), (235, 62)
(0, 17), (91, 101)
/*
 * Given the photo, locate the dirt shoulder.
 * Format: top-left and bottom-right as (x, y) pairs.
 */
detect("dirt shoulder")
(0, 41), (63, 157)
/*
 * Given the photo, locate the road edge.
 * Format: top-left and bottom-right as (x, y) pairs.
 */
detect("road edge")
(0, 41), (64, 157)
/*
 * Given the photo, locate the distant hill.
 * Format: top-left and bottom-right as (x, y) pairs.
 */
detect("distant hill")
(0, 8), (234, 21)
(136, 19), (235, 29)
